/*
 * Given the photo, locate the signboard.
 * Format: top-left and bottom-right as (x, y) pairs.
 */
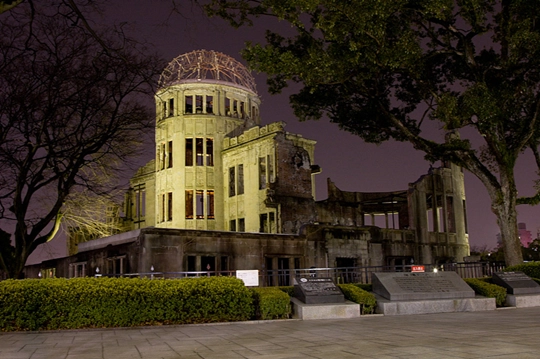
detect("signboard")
(492, 272), (540, 295)
(411, 265), (425, 272)
(372, 272), (475, 301)
(294, 277), (345, 304)
(236, 270), (259, 287)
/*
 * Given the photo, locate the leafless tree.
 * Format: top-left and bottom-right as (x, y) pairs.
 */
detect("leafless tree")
(0, 0), (164, 278)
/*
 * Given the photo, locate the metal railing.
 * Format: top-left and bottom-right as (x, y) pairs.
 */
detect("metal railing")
(106, 261), (505, 286)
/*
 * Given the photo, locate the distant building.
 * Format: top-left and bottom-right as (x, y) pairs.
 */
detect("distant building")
(26, 50), (470, 280)
(496, 222), (533, 248)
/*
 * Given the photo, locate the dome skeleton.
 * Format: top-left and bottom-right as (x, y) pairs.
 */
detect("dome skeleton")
(158, 50), (257, 93)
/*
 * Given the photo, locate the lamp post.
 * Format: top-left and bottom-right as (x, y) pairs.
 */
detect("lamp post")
(150, 265), (154, 280)
(95, 267), (101, 278)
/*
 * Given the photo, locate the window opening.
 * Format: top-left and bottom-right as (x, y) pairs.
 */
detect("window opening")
(260, 213), (268, 233)
(220, 256), (228, 272)
(196, 138), (204, 166)
(167, 141), (173, 168)
(207, 190), (214, 219)
(225, 98), (231, 115)
(269, 212), (275, 233)
(206, 138), (213, 166)
(185, 190), (193, 219)
(230, 219), (236, 231)
(185, 138), (193, 166)
(268, 154), (275, 183)
(239, 102), (244, 118)
(168, 98), (174, 117)
(196, 190), (204, 219)
(160, 143), (166, 170)
(238, 164), (244, 195)
(238, 218), (245, 232)
(167, 192), (173, 221)
(259, 157), (266, 189)
(161, 193), (165, 222)
(196, 95), (203, 113)
(229, 167), (235, 197)
(185, 95), (193, 113)
(206, 96), (213, 113)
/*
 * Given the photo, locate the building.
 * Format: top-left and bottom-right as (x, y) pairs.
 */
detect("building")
(26, 50), (470, 281)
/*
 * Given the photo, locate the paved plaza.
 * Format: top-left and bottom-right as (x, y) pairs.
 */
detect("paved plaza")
(2, 307), (540, 359)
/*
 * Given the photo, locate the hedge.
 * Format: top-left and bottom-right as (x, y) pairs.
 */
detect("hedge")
(251, 287), (291, 320)
(464, 278), (507, 307)
(338, 284), (377, 314)
(504, 262), (540, 280)
(0, 277), (253, 331)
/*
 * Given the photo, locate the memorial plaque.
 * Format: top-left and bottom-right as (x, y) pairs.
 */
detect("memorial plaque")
(492, 272), (540, 295)
(294, 277), (345, 304)
(372, 272), (475, 301)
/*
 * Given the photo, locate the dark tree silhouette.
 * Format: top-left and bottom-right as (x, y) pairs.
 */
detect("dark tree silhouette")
(206, 0), (540, 266)
(0, 1), (163, 278)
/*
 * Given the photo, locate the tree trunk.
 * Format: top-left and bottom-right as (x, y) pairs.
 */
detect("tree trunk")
(489, 172), (524, 267)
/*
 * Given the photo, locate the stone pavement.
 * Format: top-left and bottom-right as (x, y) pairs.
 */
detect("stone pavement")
(2, 307), (540, 359)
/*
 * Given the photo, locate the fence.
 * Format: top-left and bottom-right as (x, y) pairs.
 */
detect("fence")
(115, 261), (505, 286)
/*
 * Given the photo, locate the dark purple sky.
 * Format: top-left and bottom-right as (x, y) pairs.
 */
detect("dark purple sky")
(27, 1), (540, 263)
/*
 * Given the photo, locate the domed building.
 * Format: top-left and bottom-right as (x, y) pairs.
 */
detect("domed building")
(123, 50), (318, 234)
(33, 50), (470, 282)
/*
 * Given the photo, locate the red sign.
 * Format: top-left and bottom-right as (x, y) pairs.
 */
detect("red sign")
(411, 265), (425, 272)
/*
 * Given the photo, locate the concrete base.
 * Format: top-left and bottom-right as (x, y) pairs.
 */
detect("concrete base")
(506, 293), (540, 308)
(291, 298), (360, 320)
(375, 296), (496, 316)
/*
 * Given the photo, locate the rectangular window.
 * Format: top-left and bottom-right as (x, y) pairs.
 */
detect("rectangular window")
(162, 101), (167, 119)
(269, 212), (275, 233)
(260, 213), (268, 233)
(167, 192), (173, 221)
(206, 95), (213, 113)
(161, 193), (165, 222)
(238, 164), (244, 195)
(220, 256), (228, 271)
(185, 190), (193, 219)
(239, 101), (244, 118)
(259, 157), (267, 189)
(167, 141), (173, 168)
(229, 167), (235, 197)
(225, 98), (231, 115)
(268, 154), (275, 183)
(230, 219), (236, 232)
(206, 138), (214, 166)
(161, 143), (166, 170)
(238, 218), (245, 232)
(196, 95), (203, 113)
(168, 98), (174, 117)
(185, 95), (193, 113)
(185, 139), (193, 166)
(135, 189), (146, 218)
(196, 190), (204, 219)
(196, 138), (204, 166)
(207, 190), (215, 219)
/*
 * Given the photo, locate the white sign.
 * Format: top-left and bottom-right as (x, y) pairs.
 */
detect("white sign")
(236, 270), (259, 287)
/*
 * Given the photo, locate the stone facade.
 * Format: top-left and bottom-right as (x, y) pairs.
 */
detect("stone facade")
(35, 50), (470, 280)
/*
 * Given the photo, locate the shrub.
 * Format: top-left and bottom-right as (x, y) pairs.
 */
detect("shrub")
(0, 276), (253, 331)
(277, 286), (294, 297)
(464, 278), (507, 307)
(338, 284), (377, 314)
(251, 287), (291, 320)
(504, 262), (540, 280)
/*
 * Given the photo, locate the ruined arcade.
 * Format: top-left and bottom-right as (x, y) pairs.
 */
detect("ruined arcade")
(29, 50), (470, 280)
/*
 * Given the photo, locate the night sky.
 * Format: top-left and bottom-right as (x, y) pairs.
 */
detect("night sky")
(27, 1), (540, 263)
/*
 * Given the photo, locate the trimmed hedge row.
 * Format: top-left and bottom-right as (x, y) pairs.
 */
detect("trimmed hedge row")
(338, 284), (377, 314)
(251, 287), (291, 320)
(505, 262), (540, 279)
(0, 277), (253, 331)
(464, 278), (507, 307)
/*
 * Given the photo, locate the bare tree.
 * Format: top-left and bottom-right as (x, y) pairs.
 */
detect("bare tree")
(0, 1), (164, 278)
